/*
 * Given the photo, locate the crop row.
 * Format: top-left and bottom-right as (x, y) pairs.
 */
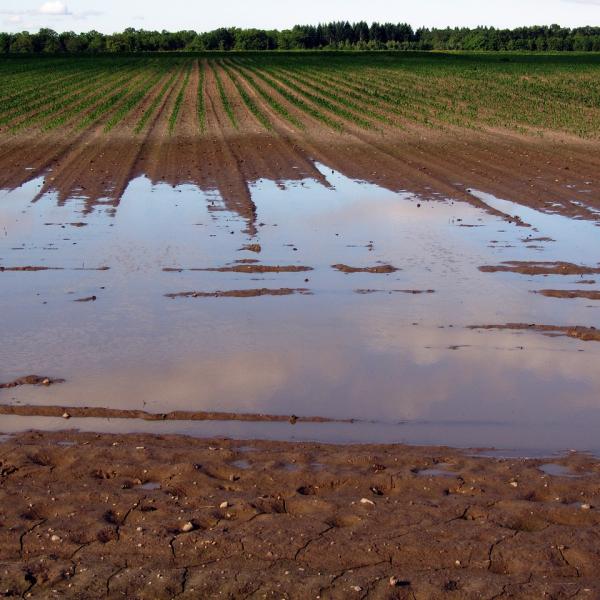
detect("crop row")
(0, 54), (599, 139)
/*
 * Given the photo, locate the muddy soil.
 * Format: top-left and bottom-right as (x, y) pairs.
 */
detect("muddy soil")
(2, 130), (600, 237)
(0, 376), (64, 390)
(535, 290), (600, 300)
(0, 431), (598, 599)
(165, 288), (312, 299)
(354, 289), (436, 295)
(0, 404), (338, 423)
(0, 266), (109, 272)
(163, 265), (313, 273)
(332, 264), (399, 274)
(479, 262), (600, 276)
(470, 324), (600, 342)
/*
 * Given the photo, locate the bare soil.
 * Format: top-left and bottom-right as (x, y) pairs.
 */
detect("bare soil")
(535, 290), (600, 300)
(163, 265), (313, 273)
(479, 262), (600, 276)
(165, 288), (312, 299)
(0, 376), (64, 390)
(332, 264), (399, 274)
(0, 266), (109, 272)
(355, 289), (436, 295)
(2, 62), (600, 234)
(469, 323), (600, 342)
(0, 405), (338, 423)
(0, 431), (599, 599)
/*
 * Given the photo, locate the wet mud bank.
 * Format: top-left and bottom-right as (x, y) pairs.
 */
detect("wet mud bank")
(0, 376), (64, 390)
(165, 288), (312, 299)
(2, 129), (600, 235)
(0, 431), (599, 598)
(470, 323), (600, 342)
(0, 404), (341, 423)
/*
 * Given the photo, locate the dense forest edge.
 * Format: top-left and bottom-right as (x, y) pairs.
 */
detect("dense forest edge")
(2, 23), (600, 54)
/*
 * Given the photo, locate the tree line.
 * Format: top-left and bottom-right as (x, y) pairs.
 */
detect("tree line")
(2, 23), (600, 54)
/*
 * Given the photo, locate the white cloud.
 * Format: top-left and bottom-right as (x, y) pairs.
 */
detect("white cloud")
(38, 1), (71, 16)
(0, 1), (100, 29)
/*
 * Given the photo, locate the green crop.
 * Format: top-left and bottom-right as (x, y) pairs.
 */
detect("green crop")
(209, 61), (236, 129)
(1, 53), (599, 139)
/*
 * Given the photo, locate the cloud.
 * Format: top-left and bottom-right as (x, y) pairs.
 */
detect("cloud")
(38, 1), (71, 15)
(0, 2), (101, 27)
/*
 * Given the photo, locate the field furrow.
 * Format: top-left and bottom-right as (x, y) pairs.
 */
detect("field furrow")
(1, 52), (600, 224)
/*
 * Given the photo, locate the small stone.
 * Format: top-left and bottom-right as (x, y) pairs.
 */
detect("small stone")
(62, 412), (71, 419)
(360, 498), (375, 506)
(220, 501), (229, 509)
(509, 481), (518, 488)
(389, 577), (410, 587)
(351, 586), (362, 592)
(42, 378), (51, 386)
(581, 503), (591, 510)
(50, 535), (61, 542)
(181, 522), (194, 533)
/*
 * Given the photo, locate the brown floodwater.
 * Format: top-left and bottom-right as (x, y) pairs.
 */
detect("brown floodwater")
(1, 164), (599, 454)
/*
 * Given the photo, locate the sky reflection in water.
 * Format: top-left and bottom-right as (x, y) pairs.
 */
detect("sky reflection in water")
(1, 164), (599, 453)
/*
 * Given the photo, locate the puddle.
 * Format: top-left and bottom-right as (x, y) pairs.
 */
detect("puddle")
(56, 440), (76, 447)
(416, 464), (457, 477)
(282, 463), (300, 472)
(539, 463), (584, 478)
(0, 434), (12, 444)
(139, 481), (161, 490)
(231, 459), (251, 470)
(475, 449), (561, 460)
(1, 167), (600, 454)
(568, 502), (594, 510)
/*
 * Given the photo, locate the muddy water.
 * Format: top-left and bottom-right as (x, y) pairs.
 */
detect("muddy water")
(1, 165), (599, 453)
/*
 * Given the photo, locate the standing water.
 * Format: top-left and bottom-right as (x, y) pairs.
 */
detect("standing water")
(1, 163), (599, 454)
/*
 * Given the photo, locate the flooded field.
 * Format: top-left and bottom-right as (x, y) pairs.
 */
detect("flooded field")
(1, 162), (599, 454)
(3, 51), (600, 599)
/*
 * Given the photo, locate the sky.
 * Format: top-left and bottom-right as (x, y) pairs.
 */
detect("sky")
(1, 0), (600, 34)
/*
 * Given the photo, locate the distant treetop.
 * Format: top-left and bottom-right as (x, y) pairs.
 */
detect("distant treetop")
(2, 23), (600, 54)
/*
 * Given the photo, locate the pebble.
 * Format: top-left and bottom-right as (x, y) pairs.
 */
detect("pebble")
(50, 535), (61, 542)
(220, 501), (229, 509)
(581, 503), (591, 510)
(351, 586), (362, 592)
(62, 412), (71, 419)
(181, 522), (194, 533)
(360, 498), (375, 506)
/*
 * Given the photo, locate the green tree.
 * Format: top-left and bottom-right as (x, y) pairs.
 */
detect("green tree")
(10, 32), (34, 53)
